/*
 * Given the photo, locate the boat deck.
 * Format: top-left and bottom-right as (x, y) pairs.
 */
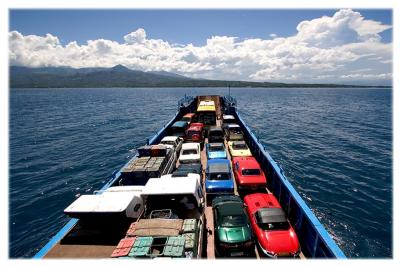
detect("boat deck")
(44, 220), (131, 258)
(42, 99), (305, 259)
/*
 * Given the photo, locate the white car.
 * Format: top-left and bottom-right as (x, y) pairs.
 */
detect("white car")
(160, 136), (183, 154)
(179, 142), (201, 164)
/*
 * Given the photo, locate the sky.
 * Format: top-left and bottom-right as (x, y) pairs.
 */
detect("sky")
(9, 9), (393, 85)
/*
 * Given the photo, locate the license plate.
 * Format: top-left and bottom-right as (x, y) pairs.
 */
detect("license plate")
(231, 251), (244, 256)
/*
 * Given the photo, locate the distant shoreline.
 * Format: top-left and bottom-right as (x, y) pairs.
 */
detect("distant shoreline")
(10, 65), (392, 89)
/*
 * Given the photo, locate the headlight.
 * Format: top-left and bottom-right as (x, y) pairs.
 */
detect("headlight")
(243, 240), (254, 248)
(293, 249), (301, 257)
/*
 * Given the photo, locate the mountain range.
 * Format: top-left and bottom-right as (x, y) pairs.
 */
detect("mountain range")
(9, 65), (390, 88)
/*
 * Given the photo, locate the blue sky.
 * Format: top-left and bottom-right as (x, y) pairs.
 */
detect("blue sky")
(10, 9), (392, 45)
(9, 9), (392, 85)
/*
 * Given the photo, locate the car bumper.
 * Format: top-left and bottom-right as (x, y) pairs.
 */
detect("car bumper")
(257, 240), (300, 258)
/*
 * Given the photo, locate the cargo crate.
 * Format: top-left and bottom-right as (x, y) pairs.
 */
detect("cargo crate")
(128, 236), (153, 257)
(182, 219), (198, 233)
(163, 236), (185, 257)
(126, 222), (137, 237)
(111, 237), (136, 258)
(182, 233), (197, 250)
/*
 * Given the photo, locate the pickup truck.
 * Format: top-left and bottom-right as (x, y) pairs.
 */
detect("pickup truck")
(121, 176), (205, 259)
(160, 136), (183, 155)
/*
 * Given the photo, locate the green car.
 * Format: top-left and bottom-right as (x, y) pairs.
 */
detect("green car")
(212, 195), (255, 257)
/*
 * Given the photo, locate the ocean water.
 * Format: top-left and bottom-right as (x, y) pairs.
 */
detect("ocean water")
(9, 87), (392, 258)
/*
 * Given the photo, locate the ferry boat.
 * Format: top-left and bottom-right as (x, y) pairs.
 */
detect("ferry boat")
(33, 95), (346, 259)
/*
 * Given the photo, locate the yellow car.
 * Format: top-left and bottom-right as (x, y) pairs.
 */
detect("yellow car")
(228, 141), (252, 157)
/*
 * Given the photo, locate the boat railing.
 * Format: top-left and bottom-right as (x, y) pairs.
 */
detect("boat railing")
(178, 94), (194, 109)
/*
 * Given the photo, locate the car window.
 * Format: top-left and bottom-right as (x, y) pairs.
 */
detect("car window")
(242, 169), (261, 175)
(209, 145), (223, 152)
(182, 149), (198, 155)
(233, 143), (247, 149)
(220, 215), (246, 227)
(209, 173), (230, 180)
(258, 221), (290, 231)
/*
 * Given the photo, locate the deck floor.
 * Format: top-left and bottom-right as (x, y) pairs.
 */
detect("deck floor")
(43, 103), (304, 259)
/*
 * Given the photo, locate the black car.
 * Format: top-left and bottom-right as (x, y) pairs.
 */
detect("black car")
(208, 126), (224, 143)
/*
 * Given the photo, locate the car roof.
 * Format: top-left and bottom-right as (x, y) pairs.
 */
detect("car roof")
(182, 142), (200, 149)
(256, 208), (287, 224)
(227, 124), (240, 128)
(172, 121), (188, 127)
(208, 161), (230, 173)
(233, 141), (247, 145)
(187, 125), (202, 131)
(223, 115), (235, 120)
(143, 176), (199, 195)
(183, 113), (195, 118)
(209, 126), (223, 131)
(161, 136), (179, 142)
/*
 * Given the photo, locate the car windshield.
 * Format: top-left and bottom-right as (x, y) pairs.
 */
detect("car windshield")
(182, 149), (198, 155)
(187, 130), (200, 137)
(242, 169), (261, 175)
(181, 117), (191, 122)
(209, 145), (224, 152)
(233, 143), (247, 150)
(209, 172), (230, 180)
(229, 129), (242, 135)
(210, 131), (223, 136)
(220, 215), (246, 227)
(258, 221), (290, 231)
(255, 208), (290, 230)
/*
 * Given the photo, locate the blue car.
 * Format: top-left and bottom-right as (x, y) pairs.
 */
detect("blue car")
(205, 159), (234, 199)
(206, 143), (227, 159)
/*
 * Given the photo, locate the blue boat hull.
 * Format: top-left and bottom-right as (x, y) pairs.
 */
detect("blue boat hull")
(34, 95), (346, 259)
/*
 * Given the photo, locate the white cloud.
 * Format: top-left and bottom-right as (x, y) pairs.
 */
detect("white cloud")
(9, 9), (392, 84)
(123, 28), (147, 44)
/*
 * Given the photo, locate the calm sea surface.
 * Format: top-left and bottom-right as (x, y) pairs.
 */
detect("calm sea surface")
(9, 87), (392, 258)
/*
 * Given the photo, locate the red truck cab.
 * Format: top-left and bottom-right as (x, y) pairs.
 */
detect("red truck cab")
(232, 157), (267, 190)
(185, 123), (205, 144)
(244, 193), (300, 258)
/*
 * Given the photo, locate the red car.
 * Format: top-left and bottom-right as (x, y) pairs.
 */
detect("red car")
(244, 193), (300, 258)
(232, 157), (267, 190)
(185, 123), (205, 144)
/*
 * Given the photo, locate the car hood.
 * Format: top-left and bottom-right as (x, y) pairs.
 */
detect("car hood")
(206, 179), (234, 191)
(217, 225), (252, 243)
(258, 228), (300, 254)
(237, 174), (266, 186)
